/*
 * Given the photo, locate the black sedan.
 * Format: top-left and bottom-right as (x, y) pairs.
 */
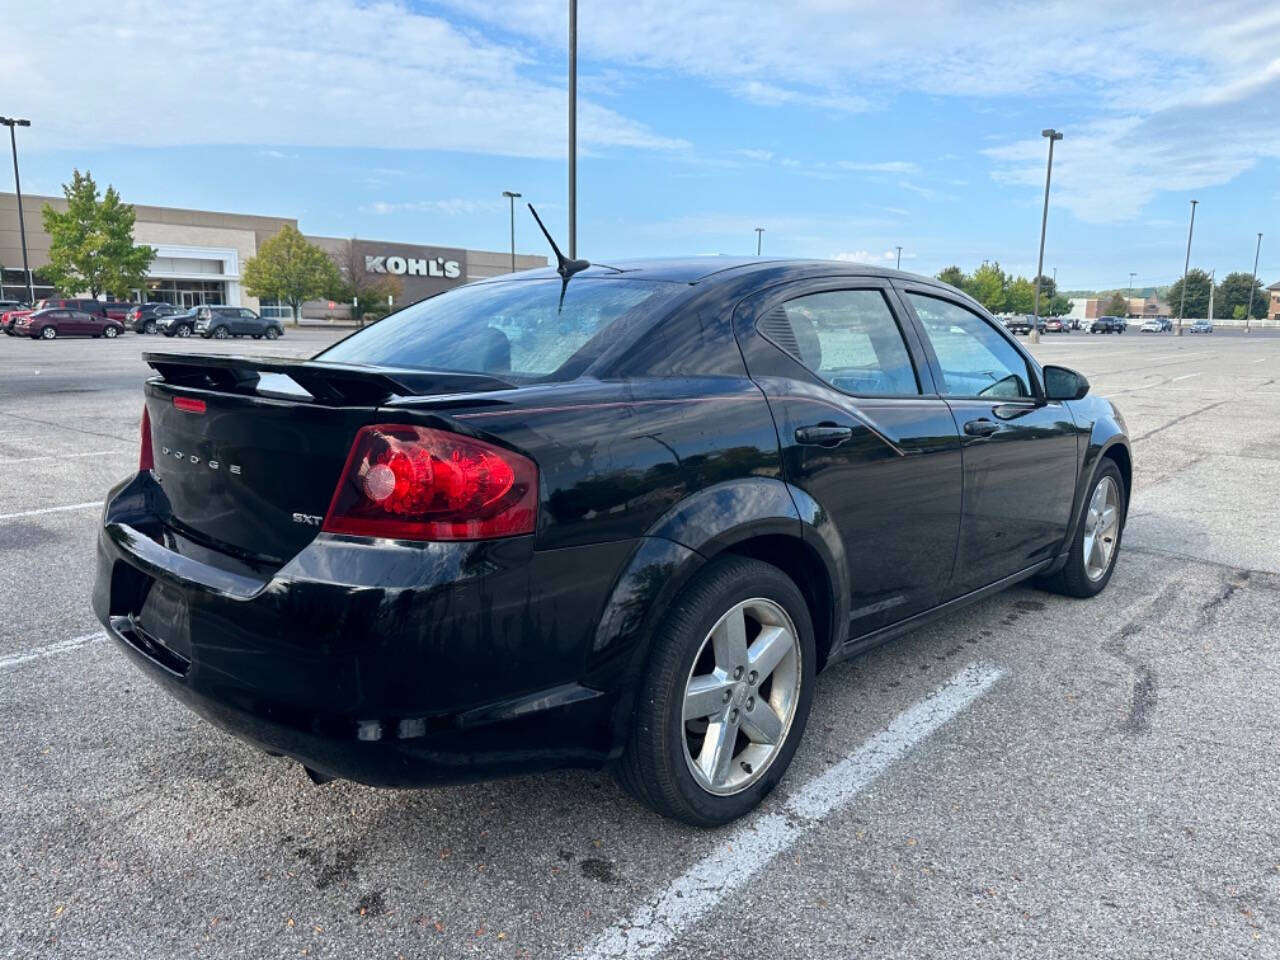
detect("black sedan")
(128, 302), (179, 334)
(1090, 316), (1126, 334)
(92, 257), (1130, 826)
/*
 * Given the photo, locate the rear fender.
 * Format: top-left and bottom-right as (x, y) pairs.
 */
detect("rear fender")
(586, 477), (845, 756)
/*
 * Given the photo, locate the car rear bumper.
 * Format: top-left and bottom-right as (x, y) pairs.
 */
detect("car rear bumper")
(92, 473), (633, 787)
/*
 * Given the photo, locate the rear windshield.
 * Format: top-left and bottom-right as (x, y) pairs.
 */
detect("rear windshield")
(316, 277), (683, 381)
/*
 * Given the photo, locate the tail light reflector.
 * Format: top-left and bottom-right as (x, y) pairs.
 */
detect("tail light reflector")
(139, 407), (154, 471)
(173, 396), (206, 414)
(323, 425), (537, 541)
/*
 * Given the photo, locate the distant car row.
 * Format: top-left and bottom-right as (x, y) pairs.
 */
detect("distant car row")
(1, 299), (284, 341)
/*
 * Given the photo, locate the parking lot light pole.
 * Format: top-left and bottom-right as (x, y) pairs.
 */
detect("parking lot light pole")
(568, 0), (577, 259)
(502, 191), (521, 273)
(895, 245), (902, 269)
(1031, 128), (1063, 345)
(755, 227), (764, 256)
(1177, 200), (1197, 336)
(1245, 232), (1262, 334)
(1, 116), (34, 304)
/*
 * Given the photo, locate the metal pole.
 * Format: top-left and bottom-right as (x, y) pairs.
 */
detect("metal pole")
(755, 227), (764, 256)
(895, 245), (902, 270)
(502, 191), (521, 273)
(1, 118), (34, 304)
(568, 0), (577, 259)
(1128, 272), (1135, 316)
(1031, 128), (1063, 344)
(1206, 269), (1214, 325)
(1177, 200), (1197, 336)
(1245, 232), (1262, 333)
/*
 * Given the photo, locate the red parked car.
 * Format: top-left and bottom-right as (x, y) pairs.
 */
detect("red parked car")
(13, 307), (125, 340)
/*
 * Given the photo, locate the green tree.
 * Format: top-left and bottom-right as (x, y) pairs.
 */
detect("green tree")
(40, 169), (155, 298)
(1167, 269), (1212, 319)
(965, 261), (1008, 313)
(936, 265), (967, 290)
(1046, 294), (1073, 317)
(243, 225), (342, 326)
(1032, 274), (1057, 299)
(1105, 292), (1129, 317)
(1006, 276), (1036, 314)
(1214, 271), (1268, 320)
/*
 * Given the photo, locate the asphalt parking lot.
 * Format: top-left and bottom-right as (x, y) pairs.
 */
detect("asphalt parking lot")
(2, 325), (1279, 959)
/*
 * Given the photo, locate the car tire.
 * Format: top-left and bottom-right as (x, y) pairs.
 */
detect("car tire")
(175, 325), (191, 338)
(213, 326), (229, 340)
(144, 320), (157, 335)
(39, 326), (56, 340)
(264, 327), (280, 341)
(615, 555), (816, 827)
(104, 326), (119, 338)
(1040, 460), (1126, 599)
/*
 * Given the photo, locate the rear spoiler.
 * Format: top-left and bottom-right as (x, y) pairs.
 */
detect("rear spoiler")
(143, 353), (515, 406)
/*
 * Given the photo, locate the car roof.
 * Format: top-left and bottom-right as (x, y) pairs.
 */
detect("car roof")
(474, 256), (953, 288)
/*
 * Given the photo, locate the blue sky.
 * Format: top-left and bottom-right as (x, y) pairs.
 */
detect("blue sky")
(5, 0), (1278, 290)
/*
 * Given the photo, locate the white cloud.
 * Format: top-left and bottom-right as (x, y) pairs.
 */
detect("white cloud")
(440, 0), (1280, 222)
(837, 161), (920, 175)
(734, 148), (774, 162)
(361, 198), (504, 216)
(1, 0), (686, 157)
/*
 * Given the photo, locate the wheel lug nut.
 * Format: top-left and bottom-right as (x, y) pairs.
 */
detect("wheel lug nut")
(747, 670), (758, 685)
(722, 690), (732, 703)
(733, 666), (744, 680)
(728, 708), (739, 722)
(746, 697), (755, 710)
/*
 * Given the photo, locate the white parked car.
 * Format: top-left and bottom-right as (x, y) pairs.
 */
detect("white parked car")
(1140, 319), (1163, 333)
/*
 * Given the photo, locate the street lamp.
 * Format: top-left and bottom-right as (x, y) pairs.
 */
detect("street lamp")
(1031, 128), (1063, 344)
(502, 191), (521, 273)
(1245, 232), (1262, 334)
(568, 0), (577, 258)
(755, 227), (764, 256)
(895, 245), (903, 270)
(1177, 200), (1198, 336)
(1128, 271), (1136, 318)
(0, 116), (33, 304)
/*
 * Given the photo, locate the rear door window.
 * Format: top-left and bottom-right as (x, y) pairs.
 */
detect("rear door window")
(759, 289), (920, 396)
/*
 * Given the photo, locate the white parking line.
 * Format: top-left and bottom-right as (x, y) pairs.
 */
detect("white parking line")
(0, 501), (103, 521)
(0, 450), (120, 465)
(582, 662), (1003, 960)
(0, 631), (107, 670)
(1170, 372), (1202, 382)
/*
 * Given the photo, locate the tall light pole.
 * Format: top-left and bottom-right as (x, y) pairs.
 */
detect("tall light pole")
(1128, 271), (1136, 317)
(1245, 232), (1262, 334)
(568, 0), (577, 259)
(1177, 200), (1198, 336)
(895, 245), (903, 270)
(755, 227), (764, 256)
(1, 116), (33, 304)
(1031, 128), (1063, 344)
(502, 191), (521, 273)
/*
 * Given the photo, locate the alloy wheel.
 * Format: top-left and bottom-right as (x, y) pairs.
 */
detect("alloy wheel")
(213, 327), (229, 339)
(681, 598), (802, 796)
(1083, 476), (1121, 581)
(104, 326), (118, 338)
(176, 325), (190, 338)
(40, 327), (56, 340)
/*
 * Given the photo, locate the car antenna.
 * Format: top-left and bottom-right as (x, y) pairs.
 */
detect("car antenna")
(527, 203), (590, 312)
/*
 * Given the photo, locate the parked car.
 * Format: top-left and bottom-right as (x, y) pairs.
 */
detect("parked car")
(1140, 319), (1163, 333)
(158, 309), (200, 338)
(1189, 319), (1214, 334)
(194, 305), (285, 340)
(1005, 315), (1044, 335)
(1042, 318), (1066, 333)
(1090, 316), (1125, 334)
(93, 257), (1131, 826)
(13, 307), (125, 340)
(2, 307), (30, 335)
(128, 302), (179, 334)
(103, 301), (134, 322)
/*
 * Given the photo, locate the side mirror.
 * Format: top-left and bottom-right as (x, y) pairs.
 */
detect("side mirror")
(1043, 364), (1089, 401)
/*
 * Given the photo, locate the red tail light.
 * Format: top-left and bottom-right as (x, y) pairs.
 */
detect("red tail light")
(173, 396), (206, 414)
(139, 407), (154, 471)
(323, 425), (537, 541)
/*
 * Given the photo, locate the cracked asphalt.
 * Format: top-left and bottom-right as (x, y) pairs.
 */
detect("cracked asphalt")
(2, 326), (1279, 958)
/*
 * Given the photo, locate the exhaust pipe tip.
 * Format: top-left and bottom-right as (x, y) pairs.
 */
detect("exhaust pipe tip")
(303, 765), (335, 786)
